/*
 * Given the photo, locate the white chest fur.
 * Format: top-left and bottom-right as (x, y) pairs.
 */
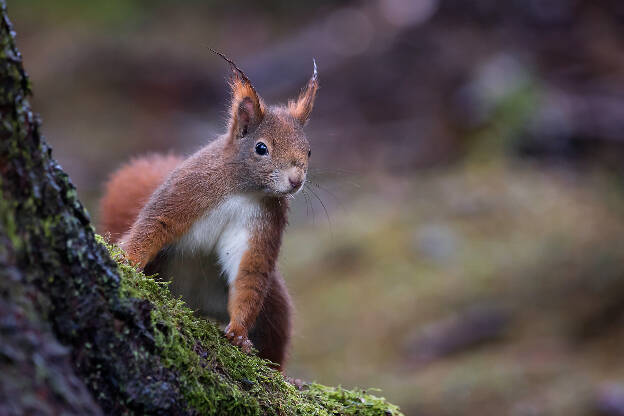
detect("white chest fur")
(173, 194), (261, 285)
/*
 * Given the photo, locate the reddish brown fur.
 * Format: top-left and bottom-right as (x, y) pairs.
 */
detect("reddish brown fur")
(288, 68), (318, 125)
(229, 76), (265, 138)
(119, 142), (235, 268)
(249, 271), (292, 367)
(98, 58), (318, 369)
(99, 154), (182, 241)
(225, 197), (287, 352)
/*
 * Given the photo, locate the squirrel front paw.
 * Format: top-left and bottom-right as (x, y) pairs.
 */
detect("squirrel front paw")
(122, 246), (146, 270)
(224, 322), (253, 353)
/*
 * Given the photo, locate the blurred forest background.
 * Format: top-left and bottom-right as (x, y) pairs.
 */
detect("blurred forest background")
(11, 0), (624, 414)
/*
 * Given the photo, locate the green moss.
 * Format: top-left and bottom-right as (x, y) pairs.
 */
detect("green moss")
(304, 385), (400, 415)
(0, 186), (21, 250)
(97, 235), (402, 415)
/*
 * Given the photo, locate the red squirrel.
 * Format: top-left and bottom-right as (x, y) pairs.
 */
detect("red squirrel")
(98, 53), (318, 368)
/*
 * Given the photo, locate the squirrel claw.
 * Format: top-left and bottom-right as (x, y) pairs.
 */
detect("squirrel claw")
(225, 323), (253, 353)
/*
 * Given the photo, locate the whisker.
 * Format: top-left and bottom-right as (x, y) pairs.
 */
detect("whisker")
(305, 183), (332, 235)
(302, 189), (311, 218)
(305, 179), (351, 215)
(308, 180), (342, 204)
(308, 167), (356, 175)
(304, 187), (316, 225)
(308, 171), (361, 190)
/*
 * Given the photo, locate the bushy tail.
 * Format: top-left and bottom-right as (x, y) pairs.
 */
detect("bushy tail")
(98, 154), (182, 242)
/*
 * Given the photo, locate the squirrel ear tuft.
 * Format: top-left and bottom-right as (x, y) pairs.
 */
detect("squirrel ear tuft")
(210, 49), (264, 139)
(289, 59), (319, 126)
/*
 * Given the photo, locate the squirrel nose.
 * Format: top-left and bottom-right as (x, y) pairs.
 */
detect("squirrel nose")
(285, 166), (305, 192)
(289, 176), (302, 190)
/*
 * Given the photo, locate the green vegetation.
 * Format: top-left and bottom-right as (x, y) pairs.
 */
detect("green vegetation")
(102, 236), (402, 415)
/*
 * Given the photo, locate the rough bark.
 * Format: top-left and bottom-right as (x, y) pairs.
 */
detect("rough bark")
(0, 2), (401, 415)
(0, 1), (187, 414)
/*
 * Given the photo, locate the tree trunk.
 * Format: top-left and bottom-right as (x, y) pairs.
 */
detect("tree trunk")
(0, 2), (401, 415)
(0, 2), (188, 414)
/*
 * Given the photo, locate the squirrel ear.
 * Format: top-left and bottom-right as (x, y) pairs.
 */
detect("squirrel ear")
(229, 74), (264, 139)
(289, 59), (319, 126)
(211, 49), (265, 139)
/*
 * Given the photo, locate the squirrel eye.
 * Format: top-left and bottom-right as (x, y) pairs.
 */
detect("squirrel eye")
(255, 142), (268, 156)
(308, 149), (311, 158)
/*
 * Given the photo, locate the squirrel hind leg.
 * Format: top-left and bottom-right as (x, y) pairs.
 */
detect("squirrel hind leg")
(249, 271), (292, 370)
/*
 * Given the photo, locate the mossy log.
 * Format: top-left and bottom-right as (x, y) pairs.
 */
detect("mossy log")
(0, 2), (401, 415)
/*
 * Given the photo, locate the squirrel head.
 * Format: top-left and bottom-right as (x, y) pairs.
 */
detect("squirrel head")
(216, 51), (318, 197)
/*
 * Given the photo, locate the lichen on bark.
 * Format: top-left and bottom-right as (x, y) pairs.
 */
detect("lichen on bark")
(0, 1), (401, 414)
